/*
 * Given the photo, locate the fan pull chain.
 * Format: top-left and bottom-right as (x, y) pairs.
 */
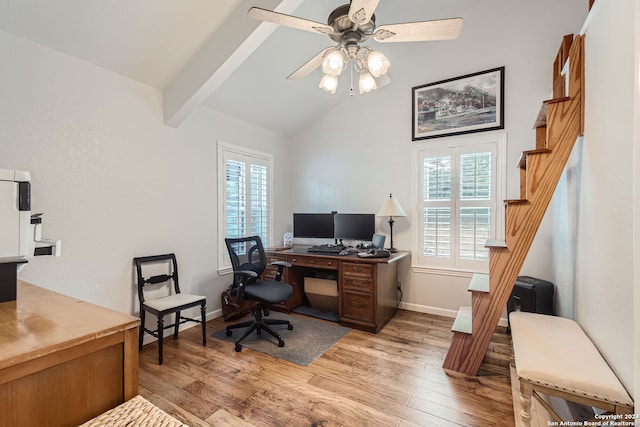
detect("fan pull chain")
(349, 63), (355, 97)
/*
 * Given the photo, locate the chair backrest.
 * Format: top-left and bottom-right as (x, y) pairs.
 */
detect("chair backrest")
(225, 236), (267, 287)
(133, 253), (181, 303)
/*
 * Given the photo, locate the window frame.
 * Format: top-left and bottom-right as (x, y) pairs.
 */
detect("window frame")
(217, 141), (273, 274)
(412, 132), (507, 275)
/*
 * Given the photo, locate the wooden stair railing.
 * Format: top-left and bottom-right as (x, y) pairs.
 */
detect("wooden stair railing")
(442, 34), (585, 376)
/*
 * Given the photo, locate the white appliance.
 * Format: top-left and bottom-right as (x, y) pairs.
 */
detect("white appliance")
(0, 168), (33, 258)
(0, 168), (61, 259)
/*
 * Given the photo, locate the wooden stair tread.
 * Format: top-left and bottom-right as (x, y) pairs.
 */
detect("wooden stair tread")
(533, 96), (571, 128)
(451, 306), (472, 334)
(518, 149), (551, 169)
(543, 96), (571, 105)
(485, 239), (507, 248)
(504, 199), (529, 205)
(468, 273), (490, 293)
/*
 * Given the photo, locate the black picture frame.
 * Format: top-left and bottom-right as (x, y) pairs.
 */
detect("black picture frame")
(412, 67), (505, 141)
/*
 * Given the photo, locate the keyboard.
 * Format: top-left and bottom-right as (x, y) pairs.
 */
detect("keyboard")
(307, 245), (344, 254)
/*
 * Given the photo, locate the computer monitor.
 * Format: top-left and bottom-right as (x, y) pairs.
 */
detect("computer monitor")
(293, 213), (335, 238)
(333, 213), (375, 241)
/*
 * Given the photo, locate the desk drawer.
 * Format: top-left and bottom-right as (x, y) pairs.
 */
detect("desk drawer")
(342, 262), (373, 278)
(341, 292), (374, 323)
(343, 277), (373, 292)
(288, 255), (338, 270)
(266, 253), (287, 264)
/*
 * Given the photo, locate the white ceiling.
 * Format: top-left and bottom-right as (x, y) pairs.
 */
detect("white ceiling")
(0, 0), (470, 135)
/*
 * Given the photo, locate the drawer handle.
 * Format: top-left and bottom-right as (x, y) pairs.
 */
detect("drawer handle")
(351, 302), (365, 309)
(353, 280), (362, 287)
(327, 261), (332, 265)
(354, 266), (362, 273)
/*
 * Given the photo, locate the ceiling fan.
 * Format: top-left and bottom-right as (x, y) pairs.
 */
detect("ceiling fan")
(248, 0), (463, 95)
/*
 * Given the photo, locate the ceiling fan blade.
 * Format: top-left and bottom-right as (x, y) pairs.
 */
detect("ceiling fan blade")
(287, 48), (333, 80)
(248, 7), (337, 36)
(373, 18), (463, 43)
(348, 0), (380, 26)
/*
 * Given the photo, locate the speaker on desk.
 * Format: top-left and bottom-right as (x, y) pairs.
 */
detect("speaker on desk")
(507, 276), (555, 333)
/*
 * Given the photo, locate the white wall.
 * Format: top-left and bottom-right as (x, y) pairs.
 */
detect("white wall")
(551, 0), (635, 395)
(0, 29), (292, 323)
(288, 0), (588, 318)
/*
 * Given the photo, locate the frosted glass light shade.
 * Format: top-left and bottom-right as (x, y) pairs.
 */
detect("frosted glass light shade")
(367, 50), (390, 78)
(359, 70), (377, 94)
(319, 74), (338, 94)
(322, 49), (345, 76)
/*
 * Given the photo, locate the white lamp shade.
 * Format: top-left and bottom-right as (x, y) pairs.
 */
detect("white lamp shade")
(376, 194), (407, 217)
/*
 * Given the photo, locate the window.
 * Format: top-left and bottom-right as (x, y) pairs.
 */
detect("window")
(413, 133), (506, 273)
(217, 142), (273, 271)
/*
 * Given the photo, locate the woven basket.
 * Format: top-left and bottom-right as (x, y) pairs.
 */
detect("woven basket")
(80, 395), (188, 427)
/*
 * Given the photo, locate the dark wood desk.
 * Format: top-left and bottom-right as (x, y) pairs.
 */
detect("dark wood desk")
(265, 248), (409, 333)
(0, 281), (140, 427)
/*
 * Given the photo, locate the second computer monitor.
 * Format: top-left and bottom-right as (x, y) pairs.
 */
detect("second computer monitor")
(333, 213), (375, 242)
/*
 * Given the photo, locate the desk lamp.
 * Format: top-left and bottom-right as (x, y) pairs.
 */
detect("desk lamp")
(376, 193), (407, 253)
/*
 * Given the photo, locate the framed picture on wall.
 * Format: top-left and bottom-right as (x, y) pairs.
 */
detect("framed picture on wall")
(412, 67), (505, 141)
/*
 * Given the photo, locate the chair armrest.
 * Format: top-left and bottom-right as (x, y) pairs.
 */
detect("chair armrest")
(271, 261), (292, 268)
(234, 270), (258, 279)
(270, 261), (291, 282)
(231, 270), (258, 303)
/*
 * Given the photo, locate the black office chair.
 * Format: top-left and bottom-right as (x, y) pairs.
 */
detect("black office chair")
(133, 253), (206, 364)
(224, 236), (294, 352)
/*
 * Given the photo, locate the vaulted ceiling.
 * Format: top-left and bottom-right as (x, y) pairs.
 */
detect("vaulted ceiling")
(0, 0), (476, 135)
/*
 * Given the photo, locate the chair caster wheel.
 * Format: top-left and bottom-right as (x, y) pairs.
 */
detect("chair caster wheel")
(226, 330), (232, 337)
(278, 340), (285, 347)
(235, 343), (243, 352)
(287, 324), (293, 330)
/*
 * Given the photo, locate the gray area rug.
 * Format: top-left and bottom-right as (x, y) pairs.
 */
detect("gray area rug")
(212, 313), (350, 366)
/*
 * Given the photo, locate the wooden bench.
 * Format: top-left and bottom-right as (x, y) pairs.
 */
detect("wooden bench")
(510, 312), (633, 426)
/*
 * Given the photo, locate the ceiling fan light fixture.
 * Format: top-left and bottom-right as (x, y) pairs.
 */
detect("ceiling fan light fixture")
(322, 48), (345, 76)
(358, 70), (377, 94)
(319, 74), (338, 94)
(367, 50), (390, 77)
(249, 2), (463, 95)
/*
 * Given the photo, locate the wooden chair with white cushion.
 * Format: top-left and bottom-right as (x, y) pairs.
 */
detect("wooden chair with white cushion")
(133, 253), (206, 364)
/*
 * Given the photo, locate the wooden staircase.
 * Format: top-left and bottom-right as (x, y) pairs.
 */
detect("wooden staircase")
(442, 34), (585, 376)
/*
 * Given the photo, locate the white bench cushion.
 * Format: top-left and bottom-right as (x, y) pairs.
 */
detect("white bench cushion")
(510, 312), (632, 406)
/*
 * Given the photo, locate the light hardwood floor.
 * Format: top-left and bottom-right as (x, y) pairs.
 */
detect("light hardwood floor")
(139, 310), (515, 427)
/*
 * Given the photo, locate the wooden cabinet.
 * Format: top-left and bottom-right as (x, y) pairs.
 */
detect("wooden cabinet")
(266, 248), (408, 333)
(0, 281), (140, 427)
(340, 260), (399, 332)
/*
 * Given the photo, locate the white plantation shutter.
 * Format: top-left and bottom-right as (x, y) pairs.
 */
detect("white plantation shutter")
(225, 159), (246, 238)
(459, 152), (492, 261)
(415, 134), (505, 272)
(218, 142), (273, 271)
